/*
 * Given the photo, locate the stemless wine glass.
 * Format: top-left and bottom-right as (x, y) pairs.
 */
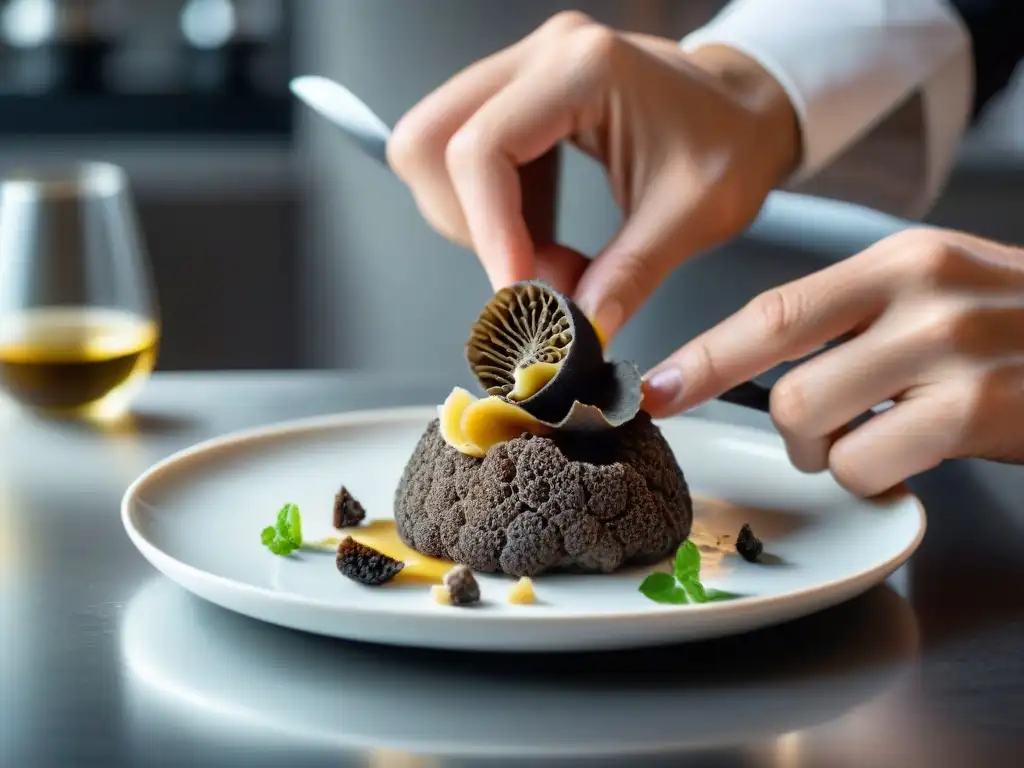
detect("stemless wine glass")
(0, 162), (160, 422)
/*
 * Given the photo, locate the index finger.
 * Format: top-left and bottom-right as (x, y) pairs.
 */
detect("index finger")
(444, 44), (605, 288)
(643, 252), (896, 415)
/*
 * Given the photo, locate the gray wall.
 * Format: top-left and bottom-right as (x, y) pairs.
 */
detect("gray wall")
(293, 0), (1024, 381)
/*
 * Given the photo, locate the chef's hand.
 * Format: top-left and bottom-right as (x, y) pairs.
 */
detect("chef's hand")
(643, 228), (1024, 496)
(387, 11), (799, 338)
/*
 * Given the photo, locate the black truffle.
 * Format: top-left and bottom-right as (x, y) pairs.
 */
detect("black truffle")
(443, 564), (481, 606)
(736, 524), (763, 563)
(333, 486), (366, 528)
(465, 281), (642, 431)
(336, 537), (404, 585)
(393, 411), (692, 578)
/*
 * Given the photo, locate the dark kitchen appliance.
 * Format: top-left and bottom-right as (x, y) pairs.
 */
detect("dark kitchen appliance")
(0, 0), (292, 136)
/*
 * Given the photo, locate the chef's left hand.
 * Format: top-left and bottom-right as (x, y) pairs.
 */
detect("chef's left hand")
(641, 227), (1024, 497)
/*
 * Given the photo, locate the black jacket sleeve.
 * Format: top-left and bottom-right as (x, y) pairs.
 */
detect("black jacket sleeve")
(946, 0), (1024, 119)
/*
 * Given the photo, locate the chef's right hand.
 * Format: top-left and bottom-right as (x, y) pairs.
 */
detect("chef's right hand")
(387, 11), (800, 341)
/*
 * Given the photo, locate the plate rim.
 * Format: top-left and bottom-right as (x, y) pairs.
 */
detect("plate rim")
(121, 405), (927, 626)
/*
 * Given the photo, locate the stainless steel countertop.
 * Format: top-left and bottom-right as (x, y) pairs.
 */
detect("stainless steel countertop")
(1, 372), (1021, 768)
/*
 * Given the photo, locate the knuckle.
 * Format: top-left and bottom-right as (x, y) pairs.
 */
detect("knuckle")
(769, 377), (811, 434)
(827, 444), (877, 497)
(909, 299), (978, 355)
(561, 25), (621, 84)
(919, 244), (964, 282)
(566, 23), (619, 60)
(888, 226), (948, 254)
(702, 188), (761, 244)
(747, 288), (803, 339)
(444, 126), (490, 175)
(388, 110), (435, 182)
(888, 226), (937, 250)
(687, 340), (723, 393)
(895, 228), (968, 283)
(538, 10), (595, 38)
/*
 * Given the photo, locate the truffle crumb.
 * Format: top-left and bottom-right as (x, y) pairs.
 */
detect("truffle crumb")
(443, 564), (481, 606)
(507, 577), (536, 605)
(336, 536), (404, 585)
(735, 524), (763, 563)
(333, 486), (367, 528)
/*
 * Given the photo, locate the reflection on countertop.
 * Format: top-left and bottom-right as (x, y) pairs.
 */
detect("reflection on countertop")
(119, 575), (920, 766)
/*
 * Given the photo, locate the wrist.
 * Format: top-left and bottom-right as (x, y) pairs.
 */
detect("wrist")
(685, 44), (802, 186)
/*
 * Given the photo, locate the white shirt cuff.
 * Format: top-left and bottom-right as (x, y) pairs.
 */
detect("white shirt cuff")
(680, 0), (973, 217)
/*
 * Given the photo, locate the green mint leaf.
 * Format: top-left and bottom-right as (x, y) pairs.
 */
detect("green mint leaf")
(262, 503), (303, 556)
(705, 589), (743, 602)
(640, 572), (676, 594)
(639, 573), (689, 604)
(680, 573), (708, 603)
(275, 503), (302, 546)
(673, 540), (701, 581)
(267, 536), (298, 556)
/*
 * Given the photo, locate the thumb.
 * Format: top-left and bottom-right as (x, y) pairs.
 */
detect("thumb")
(571, 174), (710, 342)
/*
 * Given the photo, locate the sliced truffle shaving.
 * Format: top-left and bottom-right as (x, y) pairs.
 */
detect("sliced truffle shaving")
(439, 386), (552, 457)
(438, 362), (640, 458)
(336, 536), (404, 586)
(460, 395), (552, 453)
(543, 361), (643, 431)
(438, 387), (485, 458)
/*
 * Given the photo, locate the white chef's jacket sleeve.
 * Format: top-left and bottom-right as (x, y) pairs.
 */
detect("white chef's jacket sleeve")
(680, 0), (973, 220)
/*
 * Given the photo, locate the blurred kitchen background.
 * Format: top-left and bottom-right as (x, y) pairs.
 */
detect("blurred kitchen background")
(3, 0), (1020, 378)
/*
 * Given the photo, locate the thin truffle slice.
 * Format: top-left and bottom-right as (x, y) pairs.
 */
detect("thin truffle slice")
(336, 536), (404, 585)
(333, 486), (366, 528)
(549, 360), (642, 431)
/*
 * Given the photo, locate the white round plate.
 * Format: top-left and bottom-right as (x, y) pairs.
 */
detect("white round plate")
(122, 406), (926, 652)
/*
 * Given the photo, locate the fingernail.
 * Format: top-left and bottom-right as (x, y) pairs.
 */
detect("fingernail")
(641, 367), (684, 412)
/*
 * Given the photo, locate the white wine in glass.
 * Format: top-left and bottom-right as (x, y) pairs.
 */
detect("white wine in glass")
(0, 162), (160, 422)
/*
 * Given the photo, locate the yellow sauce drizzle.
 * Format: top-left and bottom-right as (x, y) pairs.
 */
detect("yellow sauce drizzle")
(342, 520), (453, 584)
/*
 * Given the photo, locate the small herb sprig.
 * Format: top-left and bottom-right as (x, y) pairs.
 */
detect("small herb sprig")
(261, 503), (339, 556)
(639, 540), (741, 604)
